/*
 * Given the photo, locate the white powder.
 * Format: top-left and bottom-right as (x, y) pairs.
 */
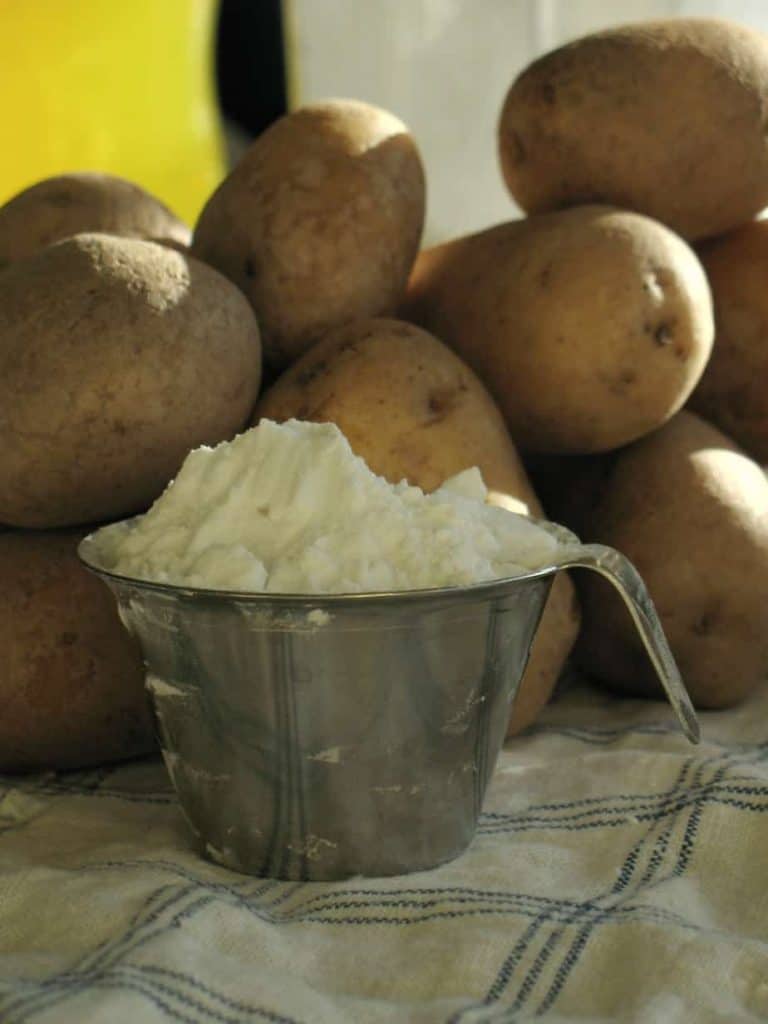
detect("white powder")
(91, 419), (559, 593)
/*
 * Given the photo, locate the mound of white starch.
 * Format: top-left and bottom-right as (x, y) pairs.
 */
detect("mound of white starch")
(91, 419), (560, 593)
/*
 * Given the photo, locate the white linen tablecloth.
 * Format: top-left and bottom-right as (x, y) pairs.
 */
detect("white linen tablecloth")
(1, 677), (767, 1023)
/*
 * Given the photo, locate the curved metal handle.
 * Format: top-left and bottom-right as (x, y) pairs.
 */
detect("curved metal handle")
(552, 543), (700, 744)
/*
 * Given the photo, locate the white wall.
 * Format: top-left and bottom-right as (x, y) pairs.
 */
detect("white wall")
(288, 0), (768, 243)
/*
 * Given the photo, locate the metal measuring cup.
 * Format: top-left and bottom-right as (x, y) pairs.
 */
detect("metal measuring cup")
(79, 521), (698, 880)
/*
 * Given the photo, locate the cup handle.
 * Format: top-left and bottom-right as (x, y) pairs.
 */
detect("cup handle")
(551, 543), (700, 744)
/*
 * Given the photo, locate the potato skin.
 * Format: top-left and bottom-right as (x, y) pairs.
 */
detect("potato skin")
(192, 100), (425, 369)
(499, 18), (768, 241)
(255, 317), (580, 736)
(524, 452), (615, 540)
(256, 318), (535, 496)
(0, 233), (262, 528)
(575, 411), (768, 709)
(506, 572), (580, 738)
(0, 527), (154, 771)
(689, 221), (768, 462)
(0, 172), (190, 269)
(404, 207), (713, 454)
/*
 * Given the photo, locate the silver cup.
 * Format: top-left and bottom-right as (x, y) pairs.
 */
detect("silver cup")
(79, 522), (698, 880)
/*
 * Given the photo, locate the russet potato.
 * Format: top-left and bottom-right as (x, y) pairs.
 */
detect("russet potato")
(255, 318), (580, 736)
(575, 412), (768, 709)
(689, 221), (768, 462)
(499, 18), (768, 241)
(0, 172), (190, 268)
(404, 207), (713, 454)
(193, 99), (425, 370)
(0, 233), (262, 528)
(0, 527), (154, 771)
(524, 452), (615, 540)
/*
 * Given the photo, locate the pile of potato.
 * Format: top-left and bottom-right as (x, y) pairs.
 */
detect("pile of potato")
(0, 178), (264, 770)
(409, 17), (768, 715)
(3, 16), (768, 772)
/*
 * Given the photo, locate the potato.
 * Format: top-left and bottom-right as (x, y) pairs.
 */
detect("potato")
(575, 411), (768, 708)
(689, 221), (768, 462)
(0, 172), (190, 269)
(404, 206), (713, 454)
(0, 233), (262, 528)
(192, 99), (425, 369)
(0, 527), (154, 771)
(255, 317), (580, 736)
(524, 452), (615, 539)
(498, 19), (768, 241)
(506, 573), (580, 738)
(256, 318), (535, 496)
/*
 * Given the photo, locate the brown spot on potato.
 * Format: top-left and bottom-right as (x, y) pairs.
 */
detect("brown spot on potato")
(654, 322), (674, 346)
(540, 82), (556, 105)
(424, 380), (469, 423)
(295, 359), (329, 387)
(608, 369), (638, 395)
(244, 257), (257, 279)
(302, 394), (337, 421)
(426, 388), (458, 421)
(512, 131), (527, 165)
(642, 318), (678, 348)
(338, 336), (366, 355)
(691, 607), (719, 636)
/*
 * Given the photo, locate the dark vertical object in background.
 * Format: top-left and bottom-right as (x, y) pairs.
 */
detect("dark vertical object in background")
(216, 0), (288, 142)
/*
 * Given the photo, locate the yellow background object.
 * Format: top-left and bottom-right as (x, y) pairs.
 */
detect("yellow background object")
(0, 0), (226, 225)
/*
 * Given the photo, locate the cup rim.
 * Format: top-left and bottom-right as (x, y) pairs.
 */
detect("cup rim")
(77, 517), (578, 607)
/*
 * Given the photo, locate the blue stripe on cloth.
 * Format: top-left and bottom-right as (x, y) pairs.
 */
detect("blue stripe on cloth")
(6, 864), (766, 1023)
(481, 769), (767, 818)
(529, 742), (754, 1016)
(478, 784), (768, 833)
(4, 904), (760, 1024)
(70, 876), (275, 978)
(531, 755), (731, 1015)
(448, 753), (706, 1021)
(526, 750), (740, 1014)
(1, 865), (287, 1022)
(4, 967), (302, 1024)
(2, 712), (767, 1022)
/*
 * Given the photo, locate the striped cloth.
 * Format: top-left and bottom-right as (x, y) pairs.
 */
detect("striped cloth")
(1, 677), (767, 1023)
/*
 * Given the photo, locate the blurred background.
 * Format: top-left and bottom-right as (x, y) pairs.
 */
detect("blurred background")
(2, 0), (766, 243)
